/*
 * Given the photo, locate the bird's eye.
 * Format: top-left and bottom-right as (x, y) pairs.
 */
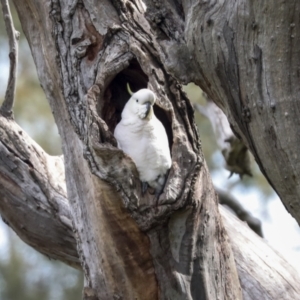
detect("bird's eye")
(136, 99), (138, 102)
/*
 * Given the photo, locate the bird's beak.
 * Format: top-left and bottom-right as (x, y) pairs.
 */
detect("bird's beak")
(144, 101), (152, 118)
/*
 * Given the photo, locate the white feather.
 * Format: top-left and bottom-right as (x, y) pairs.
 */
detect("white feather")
(114, 88), (172, 194)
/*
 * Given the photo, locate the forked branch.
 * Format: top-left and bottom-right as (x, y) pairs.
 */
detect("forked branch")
(0, 115), (299, 298)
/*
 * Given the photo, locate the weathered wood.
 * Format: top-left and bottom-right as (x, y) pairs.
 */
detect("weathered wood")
(11, 0), (242, 298)
(1, 117), (299, 298)
(140, 0), (300, 226)
(0, 0), (298, 299)
(222, 207), (300, 300)
(0, 116), (79, 268)
(183, 0), (300, 225)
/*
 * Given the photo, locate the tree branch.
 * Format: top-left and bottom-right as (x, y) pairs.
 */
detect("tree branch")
(0, 116), (299, 298)
(221, 206), (300, 300)
(6, 0), (300, 298)
(216, 187), (263, 238)
(0, 115), (79, 268)
(183, 0), (300, 225)
(0, 0), (19, 118)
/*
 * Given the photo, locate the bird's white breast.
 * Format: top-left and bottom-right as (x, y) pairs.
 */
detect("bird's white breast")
(114, 116), (171, 183)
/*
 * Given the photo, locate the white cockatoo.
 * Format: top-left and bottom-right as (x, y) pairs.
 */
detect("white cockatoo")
(114, 84), (172, 196)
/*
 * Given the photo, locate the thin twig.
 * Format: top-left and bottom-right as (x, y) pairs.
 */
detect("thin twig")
(0, 0), (19, 118)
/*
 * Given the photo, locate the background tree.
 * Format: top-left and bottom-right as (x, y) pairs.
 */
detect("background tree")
(0, 0), (300, 299)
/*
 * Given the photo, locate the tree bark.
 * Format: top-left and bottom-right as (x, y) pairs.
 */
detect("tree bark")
(0, 116), (79, 268)
(182, 0), (300, 224)
(1, 115), (299, 299)
(221, 207), (300, 300)
(11, 0), (241, 299)
(0, 0), (298, 299)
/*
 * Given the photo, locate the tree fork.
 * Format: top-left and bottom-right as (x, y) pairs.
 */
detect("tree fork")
(11, 0), (242, 298)
(1, 114), (300, 299)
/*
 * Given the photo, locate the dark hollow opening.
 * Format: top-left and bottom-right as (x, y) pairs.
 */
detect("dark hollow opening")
(101, 59), (148, 132)
(153, 105), (173, 151)
(102, 59), (173, 149)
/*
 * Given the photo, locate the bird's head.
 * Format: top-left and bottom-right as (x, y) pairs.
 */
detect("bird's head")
(123, 86), (156, 120)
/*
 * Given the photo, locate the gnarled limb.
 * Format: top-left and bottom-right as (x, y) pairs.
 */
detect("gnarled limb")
(142, 0), (300, 227)
(183, 0), (300, 225)
(0, 116), (299, 298)
(0, 115), (79, 268)
(4, 0), (300, 299)
(222, 207), (300, 300)
(12, 0), (241, 298)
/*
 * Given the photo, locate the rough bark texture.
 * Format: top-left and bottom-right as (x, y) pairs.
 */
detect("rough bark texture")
(183, 0), (300, 224)
(1, 117), (299, 298)
(140, 0), (300, 225)
(10, 0), (241, 299)
(0, 116), (79, 268)
(0, 0), (299, 299)
(221, 207), (300, 300)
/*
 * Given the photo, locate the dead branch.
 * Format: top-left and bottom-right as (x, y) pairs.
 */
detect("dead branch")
(216, 187), (263, 238)
(0, 0), (19, 118)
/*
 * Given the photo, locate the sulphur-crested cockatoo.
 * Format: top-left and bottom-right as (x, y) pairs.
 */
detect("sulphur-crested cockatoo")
(114, 84), (172, 196)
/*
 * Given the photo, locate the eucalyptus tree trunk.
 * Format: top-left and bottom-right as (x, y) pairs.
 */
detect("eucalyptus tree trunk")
(1, 114), (300, 299)
(10, 0), (241, 299)
(0, 0), (299, 299)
